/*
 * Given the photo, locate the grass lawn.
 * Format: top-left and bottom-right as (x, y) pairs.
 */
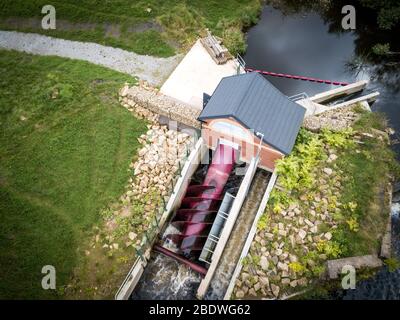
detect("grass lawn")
(0, 0), (261, 56)
(334, 111), (400, 256)
(0, 50), (146, 299)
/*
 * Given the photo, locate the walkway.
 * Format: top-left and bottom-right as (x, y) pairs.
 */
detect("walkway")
(160, 40), (241, 109)
(0, 30), (181, 86)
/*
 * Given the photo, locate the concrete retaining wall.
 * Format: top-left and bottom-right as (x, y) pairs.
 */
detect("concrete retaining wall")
(326, 255), (383, 279)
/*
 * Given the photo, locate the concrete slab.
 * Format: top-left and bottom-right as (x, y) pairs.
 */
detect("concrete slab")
(309, 80), (368, 103)
(160, 40), (240, 110)
(296, 99), (330, 117)
(326, 255), (383, 279)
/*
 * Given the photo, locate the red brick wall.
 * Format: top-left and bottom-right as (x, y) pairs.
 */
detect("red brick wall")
(201, 118), (284, 171)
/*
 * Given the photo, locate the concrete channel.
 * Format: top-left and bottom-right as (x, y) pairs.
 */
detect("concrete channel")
(118, 138), (275, 300)
(205, 169), (271, 299)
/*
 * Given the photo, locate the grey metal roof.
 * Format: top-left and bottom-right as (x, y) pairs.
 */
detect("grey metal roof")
(198, 72), (306, 155)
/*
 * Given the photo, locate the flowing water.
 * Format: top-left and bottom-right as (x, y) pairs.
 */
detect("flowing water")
(131, 151), (246, 300)
(244, 2), (400, 299)
(131, 252), (201, 300)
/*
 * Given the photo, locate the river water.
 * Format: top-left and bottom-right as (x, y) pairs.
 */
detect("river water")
(244, 4), (400, 158)
(244, 3), (400, 299)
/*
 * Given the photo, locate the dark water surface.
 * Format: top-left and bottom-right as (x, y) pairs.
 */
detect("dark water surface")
(244, 4), (400, 299)
(244, 5), (400, 158)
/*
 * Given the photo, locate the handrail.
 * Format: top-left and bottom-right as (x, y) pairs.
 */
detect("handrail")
(289, 92), (309, 101)
(236, 54), (246, 74)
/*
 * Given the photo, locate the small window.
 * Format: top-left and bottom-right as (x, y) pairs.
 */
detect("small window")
(211, 121), (252, 141)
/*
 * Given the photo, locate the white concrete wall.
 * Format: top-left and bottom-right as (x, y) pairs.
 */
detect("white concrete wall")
(163, 138), (207, 226)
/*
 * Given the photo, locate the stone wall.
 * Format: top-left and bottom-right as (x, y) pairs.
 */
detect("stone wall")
(303, 104), (361, 132)
(119, 84), (201, 129)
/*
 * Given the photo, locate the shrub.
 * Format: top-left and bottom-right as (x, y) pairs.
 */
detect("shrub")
(321, 128), (354, 149)
(275, 130), (324, 191)
(157, 4), (204, 46)
(317, 240), (343, 259)
(273, 203), (283, 214)
(269, 189), (292, 207)
(257, 214), (270, 230)
(216, 18), (246, 55)
(384, 258), (400, 272)
(289, 262), (306, 273)
(311, 265), (326, 277)
(346, 217), (360, 232)
(372, 43), (391, 55)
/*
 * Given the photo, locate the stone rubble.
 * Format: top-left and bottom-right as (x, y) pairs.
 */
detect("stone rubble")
(303, 104), (361, 132)
(97, 85), (194, 251)
(233, 148), (344, 300)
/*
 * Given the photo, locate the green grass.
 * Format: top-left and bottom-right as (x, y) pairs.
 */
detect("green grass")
(0, 50), (147, 299)
(332, 111), (400, 256)
(0, 0), (262, 55)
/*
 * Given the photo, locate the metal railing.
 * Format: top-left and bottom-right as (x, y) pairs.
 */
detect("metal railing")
(236, 54), (246, 75)
(289, 92), (316, 114)
(289, 92), (309, 102)
(199, 192), (236, 264)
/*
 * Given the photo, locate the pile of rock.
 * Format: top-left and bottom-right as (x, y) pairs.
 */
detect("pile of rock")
(234, 150), (343, 299)
(303, 104), (361, 132)
(107, 122), (193, 242)
(100, 86), (194, 249)
(131, 124), (192, 198)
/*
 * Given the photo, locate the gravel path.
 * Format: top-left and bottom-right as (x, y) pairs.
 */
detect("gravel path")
(0, 30), (181, 86)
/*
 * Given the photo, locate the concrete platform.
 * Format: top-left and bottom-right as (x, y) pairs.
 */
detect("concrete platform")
(326, 255), (383, 279)
(160, 40), (240, 110)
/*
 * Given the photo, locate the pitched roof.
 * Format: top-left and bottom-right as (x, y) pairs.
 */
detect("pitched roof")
(198, 72), (306, 154)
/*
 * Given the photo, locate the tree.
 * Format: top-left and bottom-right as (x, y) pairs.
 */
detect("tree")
(359, 0), (400, 29)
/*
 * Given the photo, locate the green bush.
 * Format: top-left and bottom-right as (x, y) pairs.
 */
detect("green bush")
(384, 258), (400, 272)
(157, 4), (204, 46)
(317, 240), (343, 259)
(289, 261), (306, 273)
(257, 214), (270, 230)
(372, 43), (390, 56)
